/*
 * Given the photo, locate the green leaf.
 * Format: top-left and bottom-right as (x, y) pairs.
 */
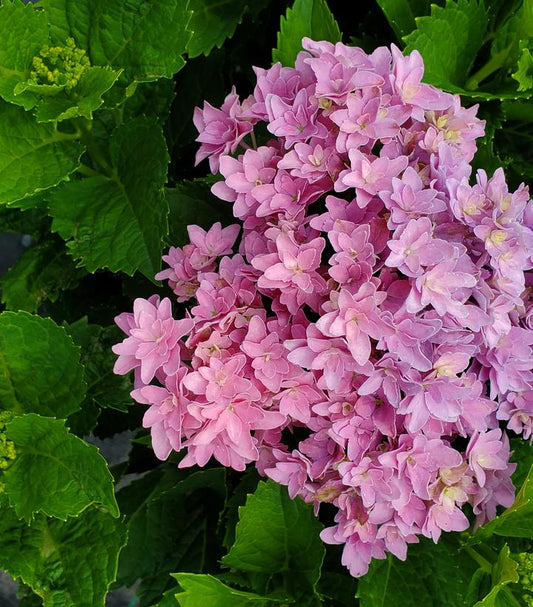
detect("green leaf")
(221, 467), (261, 550)
(272, 0), (342, 67)
(376, 0), (431, 41)
(512, 46), (533, 91)
(166, 180), (233, 247)
(174, 574), (287, 607)
(1, 239), (84, 313)
(65, 398), (101, 437)
(221, 480), (324, 601)
(64, 318), (132, 412)
(49, 116), (169, 278)
(490, 0), (533, 75)
(0, 0), (49, 109)
(0, 101), (83, 205)
(32, 67), (122, 122)
(186, 0), (248, 59)
(357, 537), (475, 607)
(4, 413), (118, 521)
(473, 546), (521, 607)
(0, 204), (47, 237)
(0, 504), (127, 607)
(0, 311), (85, 417)
(123, 78), (176, 124)
(155, 588), (181, 607)
(510, 437), (533, 490)
(41, 0), (193, 82)
(420, 82), (533, 101)
(118, 468), (226, 605)
(475, 464), (533, 540)
(403, 0), (489, 87)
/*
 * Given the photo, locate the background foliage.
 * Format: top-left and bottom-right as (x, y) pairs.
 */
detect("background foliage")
(0, 0), (533, 605)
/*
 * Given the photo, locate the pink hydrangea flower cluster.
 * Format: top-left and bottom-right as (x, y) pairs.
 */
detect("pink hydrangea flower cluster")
(113, 39), (533, 578)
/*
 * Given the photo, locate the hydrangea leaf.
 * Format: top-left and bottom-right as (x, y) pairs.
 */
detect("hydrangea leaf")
(0, 504), (127, 607)
(376, 0), (431, 41)
(173, 573), (286, 606)
(48, 116), (169, 278)
(123, 78), (176, 124)
(155, 588), (181, 607)
(64, 318), (132, 413)
(403, 0), (489, 87)
(186, 0), (248, 59)
(512, 46), (533, 92)
(490, 0), (533, 75)
(32, 66), (122, 122)
(357, 537), (476, 607)
(0, 102), (83, 205)
(4, 413), (118, 521)
(472, 545), (520, 607)
(272, 0), (342, 67)
(117, 468), (226, 606)
(475, 464), (533, 540)
(0, 311), (85, 418)
(1, 238), (84, 313)
(422, 82), (533, 101)
(40, 0), (193, 82)
(0, 0), (49, 109)
(221, 480), (324, 601)
(509, 437), (533, 490)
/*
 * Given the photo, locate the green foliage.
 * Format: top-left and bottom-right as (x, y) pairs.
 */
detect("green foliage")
(472, 545), (520, 606)
(512, 46), (533, 91)
(48, 116), (169, 278)
(0, 502), (127, 607)
(32, 66), (122, 123)
(174, 574), (286, 606)
(357, 536), (477, 607)
(403, 0), (489, 87)
(117, 468), (227, 606)
(1, 238), (84, 313)
(272, 0), (342, 66)
(0, 101), (83, 205)
(40, 0), (193, 82)
(0, 0), (50, 109)
(64, 317), (132, 412)
(0, 311), (85, 418)
(186, 0), (249, 59)
(221, 480), (325, 603)
(3, 413), (118, 521)
(475, 464), (533, 540)
(376, 0), (433, 40)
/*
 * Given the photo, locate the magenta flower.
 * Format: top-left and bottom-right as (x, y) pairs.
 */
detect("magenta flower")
(113, 297), (193, 384)
(194, 88), (256, 172)
(114, 36), (533, 580)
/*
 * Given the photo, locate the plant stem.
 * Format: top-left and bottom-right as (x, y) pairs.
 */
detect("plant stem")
(75, 163), (100, 177)
(465, 47), (511, 91)
(463, 545), (493, 573)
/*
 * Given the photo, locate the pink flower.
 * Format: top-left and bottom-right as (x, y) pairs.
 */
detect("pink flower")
(253, 231), (327, 313)
(241, 316), (291, 392)
(113, 297), (193, 384)
(114, 36), (530, 581)
(466, 429), (510, 487)
(194, 88), (255, 172)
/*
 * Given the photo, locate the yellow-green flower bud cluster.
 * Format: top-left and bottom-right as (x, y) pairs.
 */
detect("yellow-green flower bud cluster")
(31, 37), (90, 91)
(0, 411), (16, 474)
(517, 552), (533, 606)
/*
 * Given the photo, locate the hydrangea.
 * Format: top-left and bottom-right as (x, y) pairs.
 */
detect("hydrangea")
(113, 38), (533, 578)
